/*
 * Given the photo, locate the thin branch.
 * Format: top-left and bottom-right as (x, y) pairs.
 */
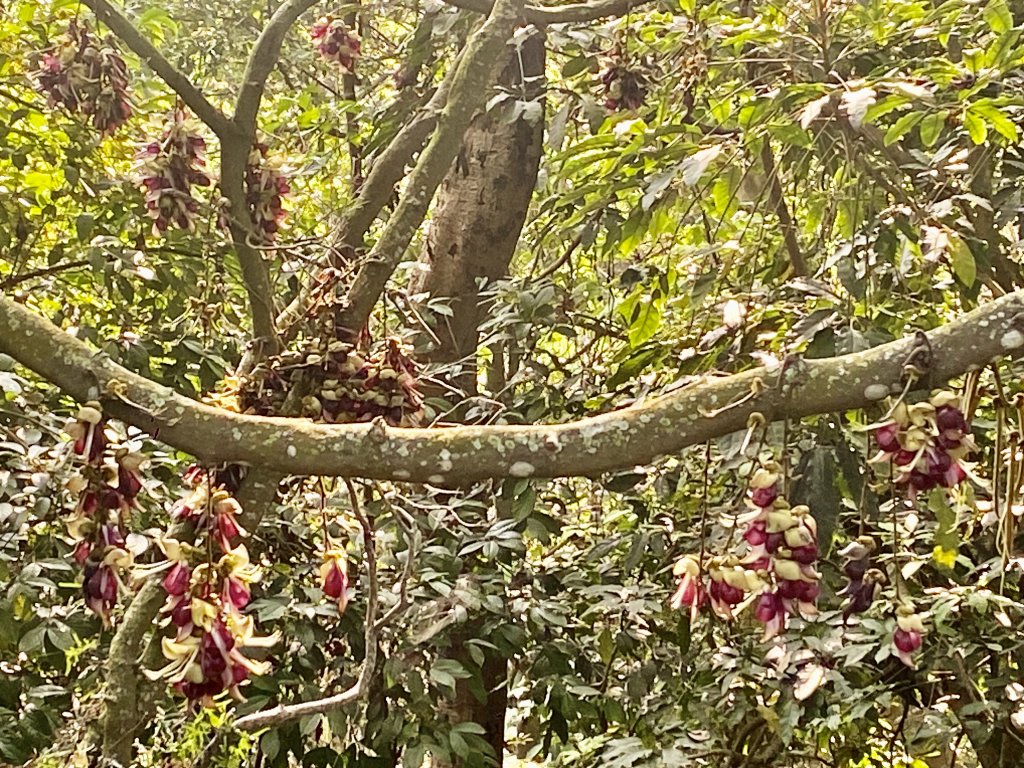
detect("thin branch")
(219, 0), (324, 354)
(4, 289), (1024, 483)
(335, 80), (452, 254)
(335, 0), (525, 336)
(0, 259), (91, 289)
(373, 495), (418, 631)
(442, 0), (654, 24)
(233, 479), (378, 731)
(759, 139), (808, 277)
(80, 0), (235, 139)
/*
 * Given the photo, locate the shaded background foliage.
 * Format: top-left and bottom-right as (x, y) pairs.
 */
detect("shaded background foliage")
(2, 0), (1024, 766)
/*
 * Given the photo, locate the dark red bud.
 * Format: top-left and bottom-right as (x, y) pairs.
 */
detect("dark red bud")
(893, 628), (922, 653)
(751, 486), (779, 508)
(754, 592), (782, 623)
(875, 424), (900, 453)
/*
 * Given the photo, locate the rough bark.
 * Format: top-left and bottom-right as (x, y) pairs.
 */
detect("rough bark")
(443, 0), (655, 24)
(411, 32), (545, 378)
(334, 0), (525, 336)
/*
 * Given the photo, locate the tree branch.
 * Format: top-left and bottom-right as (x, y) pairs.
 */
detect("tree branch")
(220, 0), (325, 352)
(219, 146), (280, 351)
(234, 0), (322, 136)
(4, 290), (1024, 482)
(80, 0), (235, 139)
(759, 139), (807, 277)
(442, 0), (654, 24)
(99, 520), (194, 765)
(263, 65), (454, 366)
(335, 0), (524, 336)
(233, 480), (378, 731)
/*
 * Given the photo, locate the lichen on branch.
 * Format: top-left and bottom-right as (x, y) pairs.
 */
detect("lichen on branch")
(3, 291), (1024, 483)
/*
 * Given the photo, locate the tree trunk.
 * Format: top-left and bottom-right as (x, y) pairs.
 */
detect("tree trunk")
(413, 31), (545, 768)
(410, 32), (545, 385)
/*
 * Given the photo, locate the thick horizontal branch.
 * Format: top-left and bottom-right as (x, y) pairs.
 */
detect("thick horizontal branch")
(3, 291), (1024, 483)
(82, 0), (235, 139)
(443, 0), (654, 24)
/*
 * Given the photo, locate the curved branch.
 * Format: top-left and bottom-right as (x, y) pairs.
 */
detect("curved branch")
(335, 0), (524, 335)
(233, 480), (378, 731)
(81, 0), (234, 139)
(221, 0), (323, 352)
(3, 291), (1024, 483)
(443, 0), (654, 24)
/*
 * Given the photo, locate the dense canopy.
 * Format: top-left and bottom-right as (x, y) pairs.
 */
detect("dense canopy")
(2, 0), (1024, 767)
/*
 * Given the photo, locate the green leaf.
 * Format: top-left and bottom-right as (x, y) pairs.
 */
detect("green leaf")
(616, 286), (664, 348)
(963, 110), (988, 144)
(561, 56), (594, 77)
(884, 111), (924, 146)
(18, 624), (46, 653)
(970, 101), (1019, 142)
(983, 0), (1013, 34)
(948, 233), (976, 286)
(448, 731), (469, 759)
(598, 628), (615, 665)
(928, 490), (960, 568)
(429, 668), (456, 689)
(451, 722), (487, 735)
(75, 214), (94, 242)
(918, 111), (947, 147)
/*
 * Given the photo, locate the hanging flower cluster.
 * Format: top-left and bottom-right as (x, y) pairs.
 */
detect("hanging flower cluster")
(236, 337), (423, 426)
(739, 466), (821, 639)
(63, 402), (145, 626)
(670, 464), (820, 640)
(35, 20), (132, 134)
(838, 537), (886, 621)
(145, 467), (276, 703)
(873, 391), (974, 493)
(135, 110), (211, 233)
(600, 59), (648, 111)
(892, 603), (927, 667)
(311, 16), (361, 73)
(245, 143), (290, 242)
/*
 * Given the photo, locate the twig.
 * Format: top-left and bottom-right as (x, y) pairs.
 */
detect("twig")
(0, 259), (91, 289)
(442, 0), (655, 25)
(232, 478), (378, 731)
(372, 492), (419, 631)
